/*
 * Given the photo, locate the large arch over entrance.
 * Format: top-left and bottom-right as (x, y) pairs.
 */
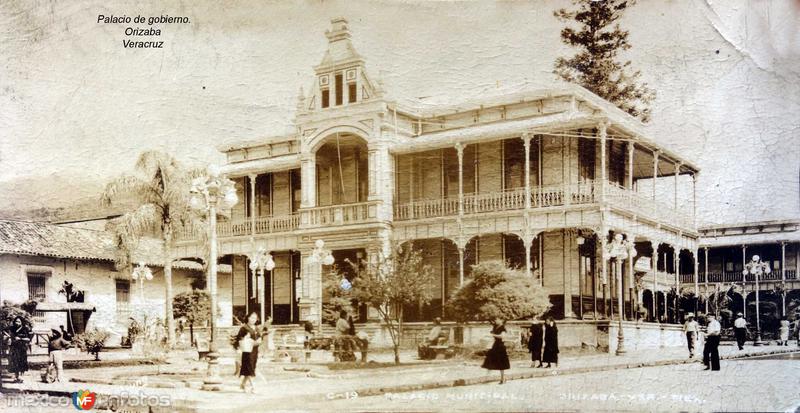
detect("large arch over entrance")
(314, 132), (369, 207)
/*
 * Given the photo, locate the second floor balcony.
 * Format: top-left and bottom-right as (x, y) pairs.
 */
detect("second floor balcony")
(680, 270), (799, 284)
(394, 179), (694, 230)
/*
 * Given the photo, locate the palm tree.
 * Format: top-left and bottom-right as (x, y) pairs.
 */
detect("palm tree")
(101, 150), (203, 347)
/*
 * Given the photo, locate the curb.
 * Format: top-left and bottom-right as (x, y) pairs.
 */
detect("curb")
(280, 347), (800, 404)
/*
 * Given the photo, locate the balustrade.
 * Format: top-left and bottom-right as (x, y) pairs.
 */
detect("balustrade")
(301, 201), (379, 226)
(689, 271), (798, 284)
(176, 214), (300, 240)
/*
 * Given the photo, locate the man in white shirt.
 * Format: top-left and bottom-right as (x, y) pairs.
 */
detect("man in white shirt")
(683, 313), (699, 358)
(702, 313), (721, 371)
(733, 312), (747, 350)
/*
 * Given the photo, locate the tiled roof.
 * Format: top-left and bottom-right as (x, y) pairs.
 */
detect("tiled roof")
(0, 219), (228, 272)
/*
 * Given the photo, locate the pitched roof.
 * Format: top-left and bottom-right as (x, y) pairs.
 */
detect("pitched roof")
(0, 219), (227, 272)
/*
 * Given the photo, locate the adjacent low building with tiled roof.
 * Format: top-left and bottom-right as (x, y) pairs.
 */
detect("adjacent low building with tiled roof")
(0, 219), (232, 346)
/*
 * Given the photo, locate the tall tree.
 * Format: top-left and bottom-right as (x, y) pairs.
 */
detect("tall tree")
(101, 151), (202, 348)
(337, 242), (436, 364)
(554, 0), (655, 122)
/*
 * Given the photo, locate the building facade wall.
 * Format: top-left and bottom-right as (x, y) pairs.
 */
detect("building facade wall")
(0, 254), (229, 345)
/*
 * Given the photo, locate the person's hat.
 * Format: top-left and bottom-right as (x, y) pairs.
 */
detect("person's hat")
(737, 312), (743, 316)
(686, 312), (694, 318)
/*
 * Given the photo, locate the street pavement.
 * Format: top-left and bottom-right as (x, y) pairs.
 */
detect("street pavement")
(1, 344), (798, 412)
(310, 352), (800, 412)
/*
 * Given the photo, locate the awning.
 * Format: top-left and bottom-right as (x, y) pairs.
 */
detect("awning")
(220, 154), (302, 177)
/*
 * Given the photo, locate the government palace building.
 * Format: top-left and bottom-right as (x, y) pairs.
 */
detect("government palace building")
(4, 18), (797, 350)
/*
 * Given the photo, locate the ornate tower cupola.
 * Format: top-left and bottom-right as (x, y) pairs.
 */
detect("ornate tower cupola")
(301, 17), (382, 113)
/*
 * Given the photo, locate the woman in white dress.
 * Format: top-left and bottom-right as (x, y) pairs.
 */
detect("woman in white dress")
(778, 317), (790, 346)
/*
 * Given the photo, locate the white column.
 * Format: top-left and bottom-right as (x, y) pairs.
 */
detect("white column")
(626, 142), (634, 190)
(704, 247), (709, 314)
(599, 122), (608, 201)
(599, 230), (609, 319)
(525, 238), (533, 278)
(458, 246), (465, 286)
(674, 250), (680, 323)
(626, 234), (635, 320)
(692, 173), (698, 227)
(652, 151), (659, 214)
(674, 162), (681, 209)
(300, 157), (316, 208)
(652, 243), (659, 322)
(564, 230), (576, 319)
(456, 143), (464, 217)
(781, 242), (786, 316)
(523, 134), (531, 209)
(249, 174), (257, 240)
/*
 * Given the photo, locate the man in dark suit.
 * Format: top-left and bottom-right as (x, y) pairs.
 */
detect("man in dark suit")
(703, 313), (721, 371)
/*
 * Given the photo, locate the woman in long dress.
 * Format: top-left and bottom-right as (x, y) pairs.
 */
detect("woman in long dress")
(542, 317), (559, 368)
(481, 318), (510, 384)
(528, 320), (544, 368)
(8, 316), (32, 383)
(237, 312), (262, 393)
(779, 318), (790, 346)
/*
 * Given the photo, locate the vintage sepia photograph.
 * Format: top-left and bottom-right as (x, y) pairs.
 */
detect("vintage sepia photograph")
(1, 1), (799, 412)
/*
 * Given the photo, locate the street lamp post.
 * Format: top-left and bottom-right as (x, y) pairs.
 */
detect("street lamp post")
(189, 164), (238, 391)
(307, 239), (334, 330)
(131, 262), (153, 304)
(743, 254), (770, 346)
(604, 233), (636, 356)
(249, 246), (276, 324)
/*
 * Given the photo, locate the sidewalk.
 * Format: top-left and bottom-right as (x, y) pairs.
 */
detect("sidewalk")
(2, 344), (797, 412)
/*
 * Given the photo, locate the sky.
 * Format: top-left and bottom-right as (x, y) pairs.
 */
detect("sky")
(0, 0), (798, 225)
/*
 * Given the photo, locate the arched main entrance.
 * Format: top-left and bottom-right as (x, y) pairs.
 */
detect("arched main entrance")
(314, 133), (368, 206)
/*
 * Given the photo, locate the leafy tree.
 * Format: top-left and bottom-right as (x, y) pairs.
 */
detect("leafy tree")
(446, 261), (551, 322)
(554, 0), (655, 122)
(322, 265), (357, 326)
(338, 242), (436, 364)
(173, 290), (211, 347)
(101, 150), (204, 348)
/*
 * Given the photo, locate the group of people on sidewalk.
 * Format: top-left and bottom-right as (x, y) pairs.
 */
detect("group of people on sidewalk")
(3, 316), (73, 384)
(684, 311), (799, 372)
(480, 317), (560, 384)
(683, 312), (723, 371)
(334, 310), (369, 362)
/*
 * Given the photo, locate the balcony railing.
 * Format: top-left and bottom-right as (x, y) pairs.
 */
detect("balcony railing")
(177, 214), (300, 240)
(300, 200), (379, 227)
(393, 180), (693, 229)
(605, 182), (694, 229)
(682, 270), (798, 284)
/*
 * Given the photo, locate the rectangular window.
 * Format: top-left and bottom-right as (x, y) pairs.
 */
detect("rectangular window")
(115, 280), (131, 318)
(335, 74), (343, 106)
(321, 89), (330, 108)
(348, 83), (357, 103)
(725, 261), (734, 272)
(27, 273), (47, 322)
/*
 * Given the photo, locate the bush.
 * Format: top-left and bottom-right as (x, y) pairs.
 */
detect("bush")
(73, 329), (110, 360)
(446, 261), (551, 322)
